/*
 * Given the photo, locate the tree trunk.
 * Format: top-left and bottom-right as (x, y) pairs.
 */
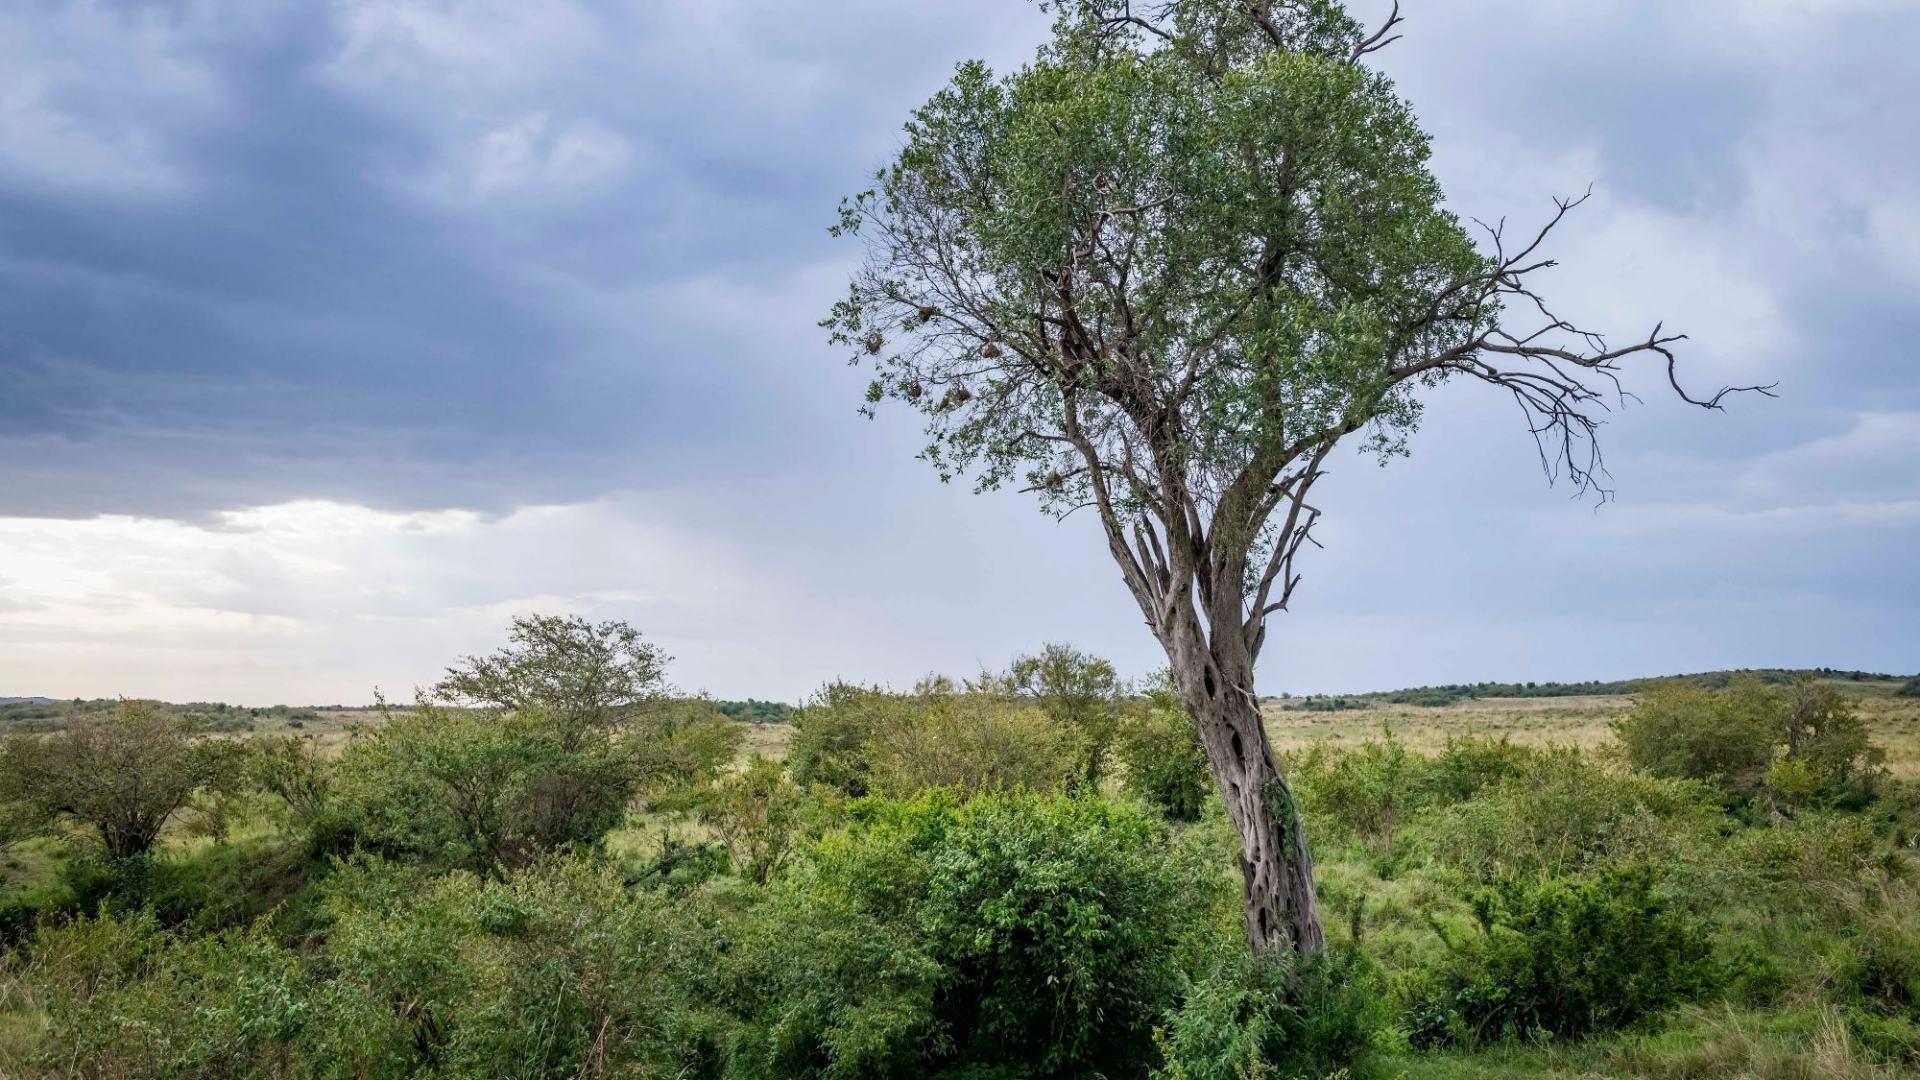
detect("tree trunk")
(1163, 615), (1325, 955)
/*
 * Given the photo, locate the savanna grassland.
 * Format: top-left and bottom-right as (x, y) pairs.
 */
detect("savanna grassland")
(1263, 686), (1920, 779)
(2, 622), (1918, 1080)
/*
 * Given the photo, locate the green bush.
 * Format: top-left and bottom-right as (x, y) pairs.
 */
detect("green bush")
(331, 703), (641, 871)
(1616, 678), (1780, 796)
(788, 682), (896, 796)
(717, 886), (945, 1078)
(1617, 676), (1886, 808)
(1413, 861), (1712, 1045)
(1291, 727), (1429, 864)
(701, 754), (815, 884)
(1426, 734), (1536, 804)
(1152, 949), (1381, 1080)
(23, 857), (718, 1079)
(779, 790), (1213, 1077)
(1410, 749), (1718, 881)
(866, 683), (1076, 797)
(1117, 674), (1213, 822)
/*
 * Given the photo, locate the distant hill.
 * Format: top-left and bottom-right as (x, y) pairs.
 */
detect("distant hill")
(1271, 668), (1916, 711)
(0, 696), (55, 706)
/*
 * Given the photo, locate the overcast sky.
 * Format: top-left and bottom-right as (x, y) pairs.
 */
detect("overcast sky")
(1, 0), (1915, 705)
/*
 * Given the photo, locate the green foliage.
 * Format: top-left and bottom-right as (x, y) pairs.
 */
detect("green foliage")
(1425, 734), (1534, 805)
(1617, 678), (1781, 796)
(1897, 676), (1920, 699)
(828, 0), (1488, 505)
(716, 698), (795, 724)
(1413, 862), (1713, 1046)
(1618, 676), (1887, 808)
(628, 696), (745, 808)
(1292, 727), (1429, 863)
(22, 857), (714, 1079)
(717, 880), (946, 1078)
(1153, 950), (1382, 1080)
(702, 755), (813, 884)
(999, 642), (1125, 790)
(331, 702), (640, 871)
(432, 614), (671, 748)
(9, 657), (1920, 1079)
(1411, 749), (1719, 882)
(866, 685), (1075, 797)
(1118, 672), (1214, 822)
(0, 699), (223, 860)
(779, 790), (1215, 1077)
(788, 682), (893, 796)
(789, 681), (1076, 800)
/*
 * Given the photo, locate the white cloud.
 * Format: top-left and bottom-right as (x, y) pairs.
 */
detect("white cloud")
(0, 498), (756, 704)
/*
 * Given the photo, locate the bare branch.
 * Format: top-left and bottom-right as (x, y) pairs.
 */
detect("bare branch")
(1351, 0), (1404, 62)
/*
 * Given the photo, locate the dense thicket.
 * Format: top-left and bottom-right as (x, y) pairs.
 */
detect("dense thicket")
(2, 631), (1918, 1078)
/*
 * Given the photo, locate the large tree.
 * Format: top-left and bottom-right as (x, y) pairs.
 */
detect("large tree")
(827, 0), (1766, 954)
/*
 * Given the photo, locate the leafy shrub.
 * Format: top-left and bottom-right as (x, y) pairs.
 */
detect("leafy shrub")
(1618, 676), (1885, 808)
(431, 613), (672, 748)
(627, 696), (745, 811)
(1117, 674), (1213, 822)
(1426, 734), (1535, 804)
(866, 683), (1076, 798)
(1152, 949), (1381, 1080)
(789, 681), (1077, 801)
(1414, 861), (1712, 1044)
(1291, 727), (1429, 863)
(998, 642), (1125, 790)
(702, 754), (813, 884)
(33, 920), (305, 1078)
(0, 700), (222, 859)
(1617, 679), (1780, 796)
(717, 886), (946, 1078)
(779, 790), (1211, 1077)
(331, 703), (640, 871)
(1410, 749), (1718, 881)
(788, 681), (894, 795)
(24, 857), (718, 1079)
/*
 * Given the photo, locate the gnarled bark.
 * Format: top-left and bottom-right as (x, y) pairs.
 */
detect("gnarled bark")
(1159, 592), (1324, 954)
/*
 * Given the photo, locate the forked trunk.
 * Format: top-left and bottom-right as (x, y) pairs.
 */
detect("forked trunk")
(1165, 622), (1325, 954)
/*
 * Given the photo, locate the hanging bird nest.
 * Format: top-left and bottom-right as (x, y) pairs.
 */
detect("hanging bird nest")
(981, 341), (1003, 359)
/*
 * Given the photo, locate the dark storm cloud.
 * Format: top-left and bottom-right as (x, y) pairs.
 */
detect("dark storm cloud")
(0, 0), (1915, 699)
(0, 0), (1048, 518)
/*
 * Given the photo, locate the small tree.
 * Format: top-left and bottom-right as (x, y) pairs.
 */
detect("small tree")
(0, 700), (213, 860)
(789, 681), (894, 796)
(1616, 680), (1778, 795)
(828, 0), (1764, 953)
(333, 702), (641, 871)
(703, 754), (809, 884)
(1617, 676), (1884, 806)
(434, 615), (670, 749)
(1003, 642), (1124, 789)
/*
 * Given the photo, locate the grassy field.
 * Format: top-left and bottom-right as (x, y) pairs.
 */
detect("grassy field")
(718, 686), (1920, 778)
(1265, 688), (1920, 778)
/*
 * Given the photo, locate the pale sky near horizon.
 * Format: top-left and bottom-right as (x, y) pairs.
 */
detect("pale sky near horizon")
(1, 1), (1916, 705)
